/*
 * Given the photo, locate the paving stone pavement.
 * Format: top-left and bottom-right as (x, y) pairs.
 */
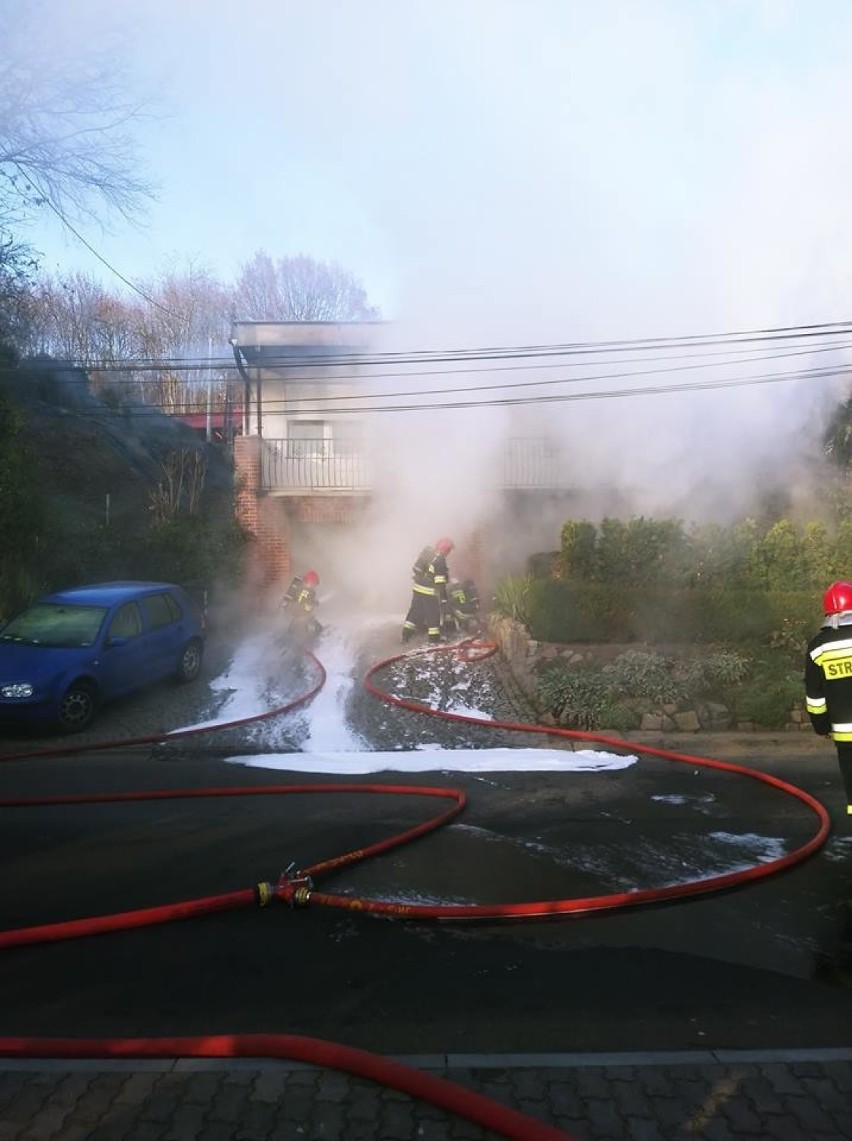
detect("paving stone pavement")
(2, 1048), (852, 1140)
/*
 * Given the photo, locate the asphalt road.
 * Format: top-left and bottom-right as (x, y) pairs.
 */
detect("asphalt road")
(2, 737), (852, 1057)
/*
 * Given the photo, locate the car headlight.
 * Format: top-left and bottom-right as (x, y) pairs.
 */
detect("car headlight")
(1, 683), (34, 698)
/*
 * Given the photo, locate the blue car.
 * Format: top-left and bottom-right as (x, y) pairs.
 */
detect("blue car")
(0, 581), (205, 733)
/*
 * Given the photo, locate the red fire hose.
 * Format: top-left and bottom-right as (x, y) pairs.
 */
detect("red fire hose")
(0, 634), (831, 928)
(0, 650), (327, 762)
(0, 1034), (572, 1141)
(0, 636), (832, 1141)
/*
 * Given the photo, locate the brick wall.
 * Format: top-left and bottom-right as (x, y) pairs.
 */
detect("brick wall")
(285, 496), (371, 524)
(233, 436), (260, 535)
(234, 438), (372, 583)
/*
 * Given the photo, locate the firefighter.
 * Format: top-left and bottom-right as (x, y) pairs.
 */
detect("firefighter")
(446, 578), (481, 636)
(281, 569), (322, 640)
(402, 537), (454, 644)
(805, 580), (852, 813)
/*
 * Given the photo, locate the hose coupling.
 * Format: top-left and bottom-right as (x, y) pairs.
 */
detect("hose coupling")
(255, 881), (275, 907)
(275, 864), (314, 908)
(255, 863), (313, 908)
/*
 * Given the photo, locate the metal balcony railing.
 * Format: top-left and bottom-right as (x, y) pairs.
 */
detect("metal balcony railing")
(260, 437), (570, 493)
(501, 437), (565, 489)
(261, 439), (372, 492)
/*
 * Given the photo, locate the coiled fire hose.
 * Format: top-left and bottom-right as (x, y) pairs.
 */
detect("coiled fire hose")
(0, 638), (832, 1141)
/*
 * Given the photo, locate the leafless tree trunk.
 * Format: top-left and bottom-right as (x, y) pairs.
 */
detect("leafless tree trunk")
(149, 449), (207, 524)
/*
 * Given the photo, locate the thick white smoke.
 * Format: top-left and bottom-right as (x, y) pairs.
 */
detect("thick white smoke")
(22, 0), (852, 586)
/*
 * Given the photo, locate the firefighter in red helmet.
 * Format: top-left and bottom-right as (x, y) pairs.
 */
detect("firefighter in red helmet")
(402, 538), (454, 644)
(805, 580), (852, 813)
(281, 569), (322, 641)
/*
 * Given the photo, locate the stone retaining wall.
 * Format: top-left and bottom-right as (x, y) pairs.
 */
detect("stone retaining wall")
(485, 614), (810, 734)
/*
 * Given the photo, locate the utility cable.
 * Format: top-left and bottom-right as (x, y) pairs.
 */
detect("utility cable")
(17, 324), (852, 377)
(9, 332), (852, 385)
(13, 161), (173, 316)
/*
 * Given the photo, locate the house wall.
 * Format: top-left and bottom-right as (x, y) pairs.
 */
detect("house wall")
(234, 435), (371, 586)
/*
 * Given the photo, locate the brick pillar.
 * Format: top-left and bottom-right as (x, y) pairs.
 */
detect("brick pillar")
(257, 497), (291, 582)
(233, 437), (292, 588)
(234, 436), (261, 535)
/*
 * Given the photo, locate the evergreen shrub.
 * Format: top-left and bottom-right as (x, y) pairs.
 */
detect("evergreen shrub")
(526, 580), (819, 646)
(728, 655), (802, 727)
(534, 648), (758, 731)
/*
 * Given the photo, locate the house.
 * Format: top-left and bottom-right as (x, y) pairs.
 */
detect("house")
(168, 405), (243, 443)
(230, 320), (576, 589)
(230, 321), (382, 583)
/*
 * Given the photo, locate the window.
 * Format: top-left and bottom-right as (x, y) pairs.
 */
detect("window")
(108, 602), (142, 640)
(288, 420), (329, 458)
(144, 593), (181, 630)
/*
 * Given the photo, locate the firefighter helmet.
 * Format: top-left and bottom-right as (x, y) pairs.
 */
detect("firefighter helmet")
(823, 581), (852, 615)
(435, 537), (454, 555)
(303, 570), (319, 587)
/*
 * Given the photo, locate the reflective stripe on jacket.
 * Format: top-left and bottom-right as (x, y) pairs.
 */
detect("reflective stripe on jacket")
(411, 547), (449, 600)
(805, 616), (852, 738)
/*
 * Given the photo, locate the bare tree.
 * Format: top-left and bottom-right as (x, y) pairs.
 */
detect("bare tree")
(0, 231), (38, 352)
(133, 262), (233, 412)
(29, 273), (143, 363)
(149, 450), (208, 524)
(0, 1), (155, 231)
(232, 251), (380, 321)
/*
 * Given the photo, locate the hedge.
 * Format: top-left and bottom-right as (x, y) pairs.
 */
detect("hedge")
(526, 581), (821, 645)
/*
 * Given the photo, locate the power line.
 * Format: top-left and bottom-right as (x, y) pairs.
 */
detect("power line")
(9, 338), (851, 408)
(19, 331), (852, 376)
(12, 357), (850, 423)
(15, 162), (173, 316)
(21, 318), (852, 376)
(19, 318), (852, 374)
(245, 360), (852, 415)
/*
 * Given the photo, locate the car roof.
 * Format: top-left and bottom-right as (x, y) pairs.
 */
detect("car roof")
(41, 582), (182, 607)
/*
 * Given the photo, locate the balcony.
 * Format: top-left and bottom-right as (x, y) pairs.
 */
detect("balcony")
(260, 437), (572, 494)
(262, 439), (371, 493)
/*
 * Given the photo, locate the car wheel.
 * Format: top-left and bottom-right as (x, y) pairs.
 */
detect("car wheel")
(57, 681), (98, 733)
(176, 638), (203, 683)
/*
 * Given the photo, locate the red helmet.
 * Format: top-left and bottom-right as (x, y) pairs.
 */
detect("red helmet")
(823, 581), (852, 615)
(303, 570), (319, 588)
(435, 537), (454, 555)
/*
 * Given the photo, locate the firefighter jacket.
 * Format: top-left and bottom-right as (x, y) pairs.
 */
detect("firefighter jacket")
(450, 579), (480, 618)
(283, 576), (317, 616)
(804, 613), (852, 739)
(412, 546), (450, 603)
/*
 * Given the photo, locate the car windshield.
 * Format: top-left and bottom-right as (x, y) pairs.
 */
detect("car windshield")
(0, 603), (109, 648)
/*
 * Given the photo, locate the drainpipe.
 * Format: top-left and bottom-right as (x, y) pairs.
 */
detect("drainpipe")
(230, 341), (262, 438)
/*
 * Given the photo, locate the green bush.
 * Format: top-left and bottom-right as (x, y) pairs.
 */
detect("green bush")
(537, 666), (613, 730)
(547, 513), (852, 593)
(138, 516), (249, 590)
(492, 573), (534, 624)
(527, 551), (561, 579)
(679, 650), (751, 689)
(601, 650), (685, 704)
(0, 391), (54, 616)
(527, 580), (635, 642)
(727, 654), (801, 727)
(533, 646), (769, 731)
(525, 580), (819, 646)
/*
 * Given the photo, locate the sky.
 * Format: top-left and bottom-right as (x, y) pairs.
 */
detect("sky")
(20, 0), (852, 335)
(12, 0), (852, 541)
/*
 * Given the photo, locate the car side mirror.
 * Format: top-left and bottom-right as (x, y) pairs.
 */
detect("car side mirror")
(106, 635), (129, 648)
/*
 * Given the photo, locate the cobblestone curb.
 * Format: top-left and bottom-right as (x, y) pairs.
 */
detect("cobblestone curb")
(2, 1049), (852, 1140)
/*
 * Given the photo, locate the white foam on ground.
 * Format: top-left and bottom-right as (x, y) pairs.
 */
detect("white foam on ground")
(226, 746), (638, 774)
(177, 623), (638, 772)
